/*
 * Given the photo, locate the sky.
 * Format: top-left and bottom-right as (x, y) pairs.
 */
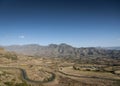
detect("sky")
(0, 0), (120, 47)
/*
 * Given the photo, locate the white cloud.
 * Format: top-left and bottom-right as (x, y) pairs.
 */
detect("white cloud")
(19, 35), (25, 39)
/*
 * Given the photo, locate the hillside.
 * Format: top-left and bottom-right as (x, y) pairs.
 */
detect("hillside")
(3, 43), (120, 59)
(1, 45), (120, 86)
(0, 47), (17, 60)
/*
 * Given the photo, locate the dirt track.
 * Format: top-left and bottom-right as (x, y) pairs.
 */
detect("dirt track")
(0, 67), (56, 85)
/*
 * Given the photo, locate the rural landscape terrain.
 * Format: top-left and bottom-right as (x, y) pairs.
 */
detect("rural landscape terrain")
(0, 0), (120, 86)
(0, 44), (120, 86)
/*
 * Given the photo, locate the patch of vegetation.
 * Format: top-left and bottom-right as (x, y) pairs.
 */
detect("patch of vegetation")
(15, 83), (30, 86)
(73, 65), (100, 72)
(113, 80), (120, 86)
(4, 82), (31, 86)
(4, 52), (17, 60)
(4, 82), (14, 86)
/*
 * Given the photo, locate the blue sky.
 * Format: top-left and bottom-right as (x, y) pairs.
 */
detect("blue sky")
(0, 0), (120, 47)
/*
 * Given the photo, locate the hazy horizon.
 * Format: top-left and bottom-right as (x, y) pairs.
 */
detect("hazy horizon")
(1, 43), (120, 48)
(0, 0), (120, 47)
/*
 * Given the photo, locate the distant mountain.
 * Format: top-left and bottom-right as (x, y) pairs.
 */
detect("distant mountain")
(4, 43), (120, 59)
(103, 47), (120, 50)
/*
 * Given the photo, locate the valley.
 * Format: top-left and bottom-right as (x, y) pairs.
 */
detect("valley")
(0, 46), (120, 86)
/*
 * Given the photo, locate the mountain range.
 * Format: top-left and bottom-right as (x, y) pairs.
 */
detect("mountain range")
(3, 43), (120, 59)
(103, 47), (120, 50)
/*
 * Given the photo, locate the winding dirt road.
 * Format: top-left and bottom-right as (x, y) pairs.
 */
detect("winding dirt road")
(58, 71), (118, 81)
(1, 66), (120, 85)
(0, 67), (56, 85)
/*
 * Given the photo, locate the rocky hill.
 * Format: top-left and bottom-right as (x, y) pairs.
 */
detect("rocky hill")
(4, 43), (120, 59)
